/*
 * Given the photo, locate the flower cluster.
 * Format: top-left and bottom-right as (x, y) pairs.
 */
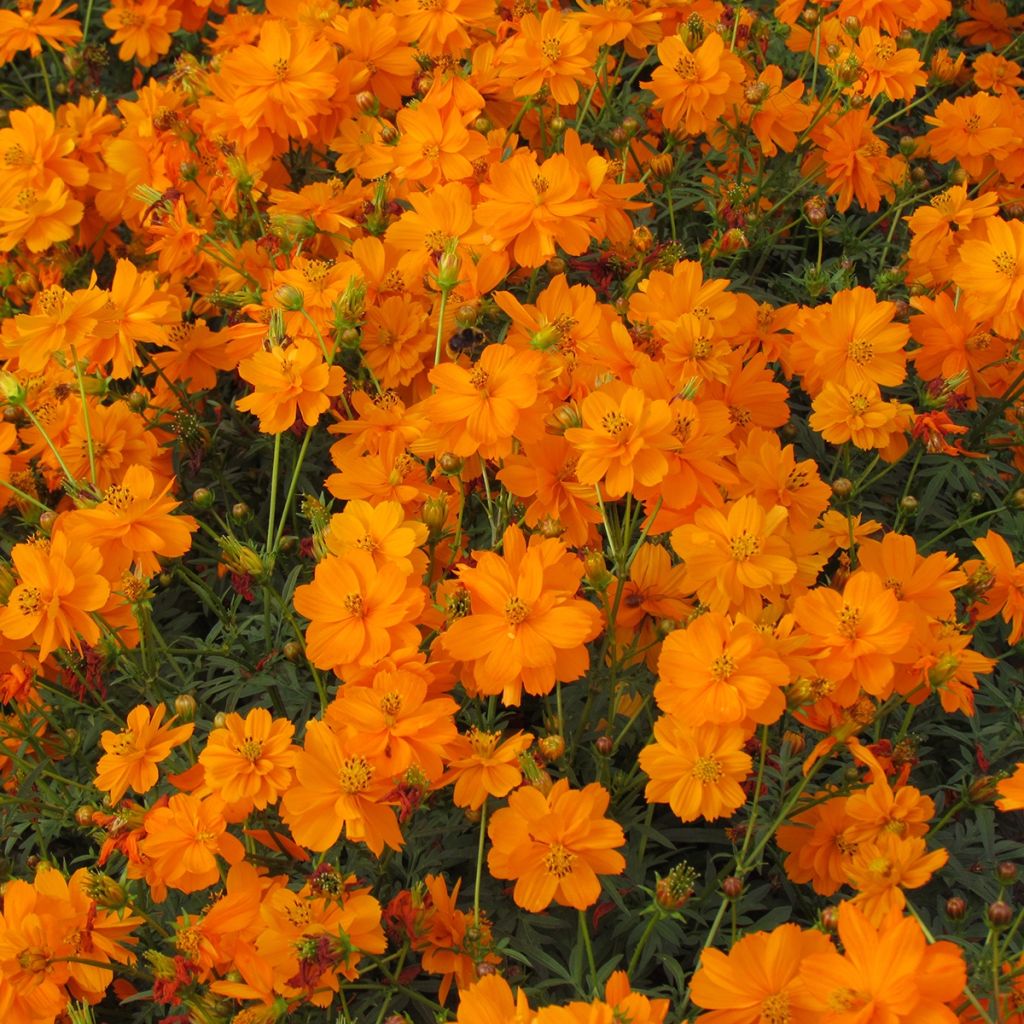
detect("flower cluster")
(1, 0), (1024, 1023)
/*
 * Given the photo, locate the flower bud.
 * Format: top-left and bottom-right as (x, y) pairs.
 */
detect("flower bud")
(283, 640), (303, 662)
(192, 487), (214, 510)
(547, 403), (582, 433)
(212, 711), (228, 730)
(997, 861), (1018, 884)
(595, 735), (613, 756)
(75, 805), (96, 827)
(538, 735), (565, 762)
(173, 694), (197, 722)
(355, 91), (377, 115)
(946, 896), (967, 920)
(721, 876), (743, 899)
(899, 495), (918, 515)
(436, 247), (462, 292)
(274, 284), (304, 311)
(988, 900), (1013, 927)
(536, 515), (565, 539)
(548, 115), (566, 134)
(969, 775), (1000, 804)
(831, 478), (853, 499)
(437, 452), (463, 476)
(803, 196), (828, 227)
(649, 153), (674, 179)
(422, 496), (448, 538)
(820, 906), (839, 932)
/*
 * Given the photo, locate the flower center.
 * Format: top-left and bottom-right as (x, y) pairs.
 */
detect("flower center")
(469, 366), (489, 390)
(379, 690), (402, 722)
(15, 586), (41, 616)
(674, 54), (698, 79)
(993, 251), (1019, 277)
(273, 58), (289, 81)
(237, 738), (263, 762)
(710, 653), (735, 681)
(691, 755), (724, 783)
(504, 596), (529, 626)
(338, 755), (373, 793)
(104, 484), (133, 510)
(848, 338), (873, 364)
(544, 843), (577, 878)
(601, 411), (631, 436)
(761, 992), (791, 1024)
(343, 592), (364, 616)
(541, 37), (561, 62)
(728, 531), (760, 561)
(848, 393), (871, 414)
(837, 605), (861, 639)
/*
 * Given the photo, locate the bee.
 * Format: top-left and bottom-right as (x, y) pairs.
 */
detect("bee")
(446, 326), (487, 361)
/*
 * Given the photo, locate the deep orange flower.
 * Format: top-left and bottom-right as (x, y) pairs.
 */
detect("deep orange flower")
(956, 215), (1024, 337)
(392, 97), (488, 185)
(488, 779), (625, 912)
(293, 550), (425, 673)
(777, 794), (856, 897)
(0, 176), (83, 252)
(0, 0), (82, 61)
(456, 975), (534, 1024)
(445, 728), (534, 810)
(280, 719), (404, 854)
(844, 779), (934, 845)
(799, 903), (966, 1022)
(102, 0), (180, 67)
(420, 344), (550, 459)
(640, 717), (752, 822)
(94, 703), (194, 805)
(325, 499), (428, 577)
(793, 572), (914, 697)
(852, 28), (925, 101)
(386, 0), (496, 56)
(670, 496), (797, 618)
(809, 382), (913, 456)
(690, 923), (833, 1024)
(237, 340), (346, 434)
(656, 612), (790, 727)
(476, 152), (599, 269)
(964, 530), (1024, 643)
(441, 526), (602, 705)
(957, 0), (1024, 47)
(565, 383), (677, 498)
(497, 8), (597, 105)
(642, 32), (746, 136)
(63, 464), (198, 577)
(845, 834), (948, 924)
(997, 763), (1024, 812)
(198, 707), (296, 812)
(0, 529), (110, 663)
(925, 93), (1015, 179)
(140, 794), (245, 894)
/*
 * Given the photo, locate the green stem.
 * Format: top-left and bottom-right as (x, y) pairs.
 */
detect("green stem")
(69, 346), (97, 489)
(626, 911), (662, 976)
(36, 54), (54, 112)
(272, 428), (313, 550)
(578, 909), (599, 994)
(267, 433), (281, 555)
(474, 798), (488, 928)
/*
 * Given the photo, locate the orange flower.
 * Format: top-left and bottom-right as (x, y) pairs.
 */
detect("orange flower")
(95, 704), (194, 805)
(220, 21), (337, 139)
(799, 903), (966, 1022)
(293, 550), (425, 674)
(441, 526), (602, 705)
(656, 612), (790, 727)
(198, 707), (296, 811)
(456, 975), (534, 1024)
(476, 152), (599, 269)
(845, 834), (948, 925)
(565, 383), (678, 498)
(497, 8), (597, 105)
(140, 794), (245, 894)
(856, 532), (964, 620)
(360, 294), (434, 390)
(386, 0), (497, 56)
(7, 283), (109, 374)
(809, 382), (912, 456)
(997, 763), (1024, 812)
(280, 719), (404, 854)
(964, 530), (1024, 643)
(102, 0), (181, 67)
(924, 93), (1015, 179)
(741, 64), (814, 157)
(325, 499), (428, 577)
(639, 717), (752, 822)
(420, 344), (550, 459)
(793, 572), (914, 697)
(670, 496), (797, 618)
(690, 923), (833, 1024)
(445, 728), (534, 810)
(63, 464), (198, 577)
(844, 778), (935, 844)
(487, 779), (625, 912)
(642, 32), (746, 136)
(955, 216), (1024, 337)
(0, 529), (110, 663)
(776, 794), (856, 897)
(852, 28), (925, 101)
(392, 97), (488, 185)
(957, 0), (1024, 47)
(0, 176), (83, 252)
(0, 0), (82, 61)
(237, 340), (346, 434)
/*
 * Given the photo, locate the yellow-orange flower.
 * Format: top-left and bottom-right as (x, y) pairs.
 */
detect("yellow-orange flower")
(487, 779), (625, 911)
(94, 703), (194, 805)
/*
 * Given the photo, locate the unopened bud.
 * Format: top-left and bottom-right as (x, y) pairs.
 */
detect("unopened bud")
(274, 284), (304, 311)
(946, 896), (967, 920)
(173, 694), (197, 722)
(988, 900), (1013, 927)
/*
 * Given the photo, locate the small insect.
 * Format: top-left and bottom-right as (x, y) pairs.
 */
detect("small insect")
(446, 326), (487, 360)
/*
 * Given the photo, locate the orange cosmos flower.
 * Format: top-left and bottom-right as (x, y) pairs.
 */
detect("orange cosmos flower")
(280, 719), (403, 855)
(565, 383), (677, 498)
(799, 903), (966, 1023)
(957, 0), (1024, 47)
(924, 93), (1015, 179)
(476, 152), (599, 269)
(220, 21), (337, 139)
(445, 728), (534, 810)
(851, 28), (926, 101)
(0, 0), (82, 61)
(642, 32), (746, 136)
(809, 382), (913, 456)
(487, 779), (625, 912)
(457, 975), (534, 1024)
(0, 176), (83, 252)
(956, 216), (1024, 337)
(805, 109), (899, 213)
(0, 530), (110, 663)
(94, 704), (194, 806)
(293, 549), (425, 674)
(793, 572), (914, 697)
(102, 0), (180, 66)
(690, 922), (833, 1024)
(640, 717), (752, 823)
(498, 8), (597, 105)
(421, 344), (550, 459)
(777, 794), (856, 897)
(392, 98), (488, 185)
(844, 778), (934, 845)
(63, 464), (198, 577)
(997, 763), (1024, 812)
(198, 707), (296, 811)
(360, 294), (434, 390)
(857, 532), (964, 620)
(237, 340), (346, 434)
(326, 669), (458, 780)
(386, 0), (497, 56)
(7, 283), (108, 374)
(441, 526), (602, 705)
(845, 834), (948, 925)
(656, 612), (790, 727)
(670, 496), (797, 618)
(800, 287), (909, 392)
(325, 499), (428, 577)
(964, 530), (1024, 643)
(737, 64), (813, 157)
(141, 794), (245, 895)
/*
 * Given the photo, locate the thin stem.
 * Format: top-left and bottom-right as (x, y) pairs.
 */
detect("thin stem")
(626, 911), (662, 977)
(267, 433), (281, 555)
(473, 798), (488, 928)
(578, 910), (599, 995)
(69, 346), (97, 489)
(272, 428), (313, 550)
